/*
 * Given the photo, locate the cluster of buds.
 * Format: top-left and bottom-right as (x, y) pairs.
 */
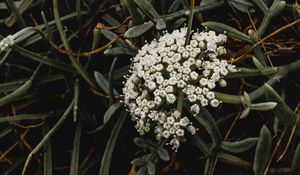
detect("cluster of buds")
(0, 27), (34, 52)
(122, 27), (238, 150)
(0, 35), (14, 52)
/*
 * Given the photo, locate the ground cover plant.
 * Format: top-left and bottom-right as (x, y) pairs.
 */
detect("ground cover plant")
(0, 0), (300, 175)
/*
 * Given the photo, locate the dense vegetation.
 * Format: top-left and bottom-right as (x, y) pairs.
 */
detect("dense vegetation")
(0, 0), (300, 175)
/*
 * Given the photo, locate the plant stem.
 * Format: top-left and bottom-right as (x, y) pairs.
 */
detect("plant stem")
(21, 100), (74, 175)
(53, 0), (96, 88)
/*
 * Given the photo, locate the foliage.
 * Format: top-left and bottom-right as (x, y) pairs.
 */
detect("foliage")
(0, 0), (300, 175)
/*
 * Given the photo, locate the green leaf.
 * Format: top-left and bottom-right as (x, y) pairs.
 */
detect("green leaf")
(203, 152), (216, 175)
(228, 0), (255, 13)
(101, 29), (127, 47)
(218, 152), (252, 170)
(253, 126), (272, 175)
(215, 92), (242, 104)
(43, 122), (52, 175)
(191, 135), (210, 156)
(133, 0), (166, 30)
(292, 143), (300, 175)
(220, 138), (258, 153)
(104, 46), (137, 56)
(98, 110), (127, 175)
(252, 56), (266, 72)
(131, 158), (148, 167)
(94, 71), (119, 95)
(2, 157), (26, 175)
(202, 21), (251, 42)
(69, 120), (82, 175)
(264, 83), (299, 131)
(13, 45), (75, 73)
(0, 112), (55, 123)
(103, 102), (122, 124)
(125, 21), (154, 38)
(250, 0), (268, 14)
(239, 107), (250, 119)
(242, 91), (251, 105)
(147, 161), (156, 175)
(121, 0), (143, 25)
(269, 1), (286, 17)
(156, 147), (170, 161)
(249, 102), (277, 111)
(134, 137), (149, 148)
(0, 127), (13, 140)
(193, 107), (222, 146)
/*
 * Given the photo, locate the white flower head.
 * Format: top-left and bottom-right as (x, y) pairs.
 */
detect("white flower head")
(122, 27), (237, 150)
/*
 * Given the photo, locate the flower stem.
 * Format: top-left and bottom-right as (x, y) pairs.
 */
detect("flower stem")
(177, 90), (184, 113)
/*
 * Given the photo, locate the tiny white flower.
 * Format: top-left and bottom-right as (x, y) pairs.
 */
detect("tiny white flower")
(165, 86), (174, 93)
(218, 79), (227, 87)
(176, 129), (185, 137)
(188, 94), (197, 102)
(198, 41), (205, 48)
(210, 99), (220, 107)
(177, 80), (186, 88)
(203, 69), (210, 77)
(220, 67), (229, 76)
(190, 104), (200, 114)
(154, 96), (162, 105)
(162, 130), (170, 138)
(173, 53), (181, 62)
(207, 80), (216, 89)
(190, 39), (198, 47)
(173, 111), (181, 119)
(201, 99), (208, 107)
(167, 116), (175, 124)
(163, 122), (171, 129)
(187, 125), (196, 134)
(199, 78), (208, 86)
(166, 94), (176, 104)
(206, 91), (215, 100)
(148, 81), (157, 91)
(195, 60), (202, 68)
(182, 51), (190, 58)
(179, 117), (190, 126)
(190, 71), (199, 80)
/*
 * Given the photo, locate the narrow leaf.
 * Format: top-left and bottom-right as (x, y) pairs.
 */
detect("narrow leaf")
(125, 21), (154, 38)
(103, 102), (122, 124)
(43, 122), (52, 175)
(202, 21), (251, 42)
(239, 107), (250, 119)
(221, 138), (258, 153)
(104, 46), (137, 56)
(98, 110), (127, 175)
(156, 147), (170, 161)
(264, 83), (299, 131)
(94, 71), (119, 95)
(147, 161), (156, 175)
(193, 107), (222, 146)
(249, 102), (277, 111)
(69, 120), (82, 175)
(121, 0), (143, 25)
(253, 126), (272, 175)
(133, 0), (166, 30)
(292, 143), (300, 175)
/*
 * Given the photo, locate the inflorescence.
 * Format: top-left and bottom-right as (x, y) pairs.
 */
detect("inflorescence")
(122, 28), (237, 150)
(0, 27), (34, 52)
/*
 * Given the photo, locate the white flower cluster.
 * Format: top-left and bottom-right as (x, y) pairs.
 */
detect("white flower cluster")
(0, 27), (34, 52)
(122, 28), (237, 150)
(0, 35), (14, 52)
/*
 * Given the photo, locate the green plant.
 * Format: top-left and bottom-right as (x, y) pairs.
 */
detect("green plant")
(0, 0), (300, 175)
